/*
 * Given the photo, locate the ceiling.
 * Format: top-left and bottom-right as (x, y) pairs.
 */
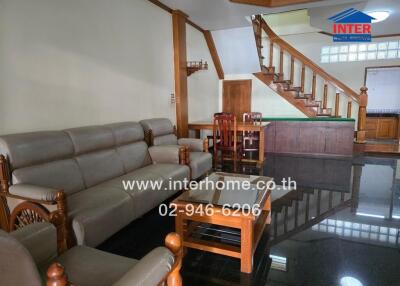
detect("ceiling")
(159, 0), (364, 30)
(159, 0), (399, 36)
(308, 0), (400, 36)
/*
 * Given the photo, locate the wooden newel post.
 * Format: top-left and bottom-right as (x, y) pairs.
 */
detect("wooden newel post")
(356, 87), (368, 143)
(47, 263), (69, 286)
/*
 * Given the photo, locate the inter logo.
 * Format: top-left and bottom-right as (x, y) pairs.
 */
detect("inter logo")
(328, 8), (375, 42)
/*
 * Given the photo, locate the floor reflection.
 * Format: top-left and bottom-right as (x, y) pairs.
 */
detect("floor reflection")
(99, 153), (400, 286)
(266, 154), (400, 286)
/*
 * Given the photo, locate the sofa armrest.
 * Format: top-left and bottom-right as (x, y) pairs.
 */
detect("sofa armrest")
(149, 145), (187, 165)
(9, 184), (60, 202)
(113, 247), (175, 286)
(11, 222), (58, 266)
(178, 138), (208, 152)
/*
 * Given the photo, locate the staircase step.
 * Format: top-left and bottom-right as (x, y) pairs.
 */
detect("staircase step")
(285, 86), (302, 92)
(274, 79), (291, 84)
(305, 100), (321, 107)
(316, 107), (333, 117)
(262, 66), (275, 75)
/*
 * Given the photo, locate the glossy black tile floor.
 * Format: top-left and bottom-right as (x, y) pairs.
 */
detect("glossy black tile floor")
(98, 153), (400, 286)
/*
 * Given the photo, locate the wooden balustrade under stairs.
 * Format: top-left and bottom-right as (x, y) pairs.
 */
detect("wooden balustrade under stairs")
(252, 15), (368, 143)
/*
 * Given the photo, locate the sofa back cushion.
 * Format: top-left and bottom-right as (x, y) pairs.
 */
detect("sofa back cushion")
(0, 131), (85, 195)
(140, 118), (178, 146)
(0, 131), (74, 170)
(106, 122), (152, 172)
(12, 159), (85, 196)
(0, 122), (151, 193)
(75, 149), (125, 188)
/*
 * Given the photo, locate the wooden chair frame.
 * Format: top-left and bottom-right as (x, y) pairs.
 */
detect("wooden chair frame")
(0, 155), (69, 254)
(242, 112), (263, 153)
(46, 233), (183, 286)
(213, 113), (243, 168)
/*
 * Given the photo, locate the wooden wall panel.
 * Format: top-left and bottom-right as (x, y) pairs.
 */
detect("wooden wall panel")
(265, 121), (354, 156)
(222, 80), (252, 121)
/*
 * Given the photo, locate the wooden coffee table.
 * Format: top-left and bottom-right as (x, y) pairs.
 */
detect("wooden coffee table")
(171, 172), (272, 273)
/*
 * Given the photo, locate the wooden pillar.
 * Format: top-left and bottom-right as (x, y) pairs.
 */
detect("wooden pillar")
(356, 87), (368, 144)
(290, 56), (294, 84)
(347, 101), (352, 118)
(323, 84), (328, 109)
(172, 10), (189, 138)
(279, 49), (284, 79)
(0, 155), (10, 231)
(311, 73), (316, 100)
(269, 41), (274, 69)
(334, 93), (340, 117)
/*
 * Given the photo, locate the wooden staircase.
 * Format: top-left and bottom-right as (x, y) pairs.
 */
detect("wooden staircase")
(251, 15), (368, 142)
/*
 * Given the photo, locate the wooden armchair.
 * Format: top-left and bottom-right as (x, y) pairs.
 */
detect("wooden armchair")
(0, 155), (69, 254)
(0, 222), (183, 286)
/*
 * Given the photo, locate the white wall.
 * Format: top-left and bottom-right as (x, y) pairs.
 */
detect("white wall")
(282, 32), (400, 93)
(186, 25), (219, 122)
(212, 27), (261, 75)
(0, 0), (176, 134)
(221, 74), (307, 118)
(0, 0), (219, 135)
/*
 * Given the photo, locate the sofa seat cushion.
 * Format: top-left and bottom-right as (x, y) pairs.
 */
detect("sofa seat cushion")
(54, 246), (137, 286)
(97, 164), (189, 218)
(189, 152), (212, 179)
(68, 187), (134, 247)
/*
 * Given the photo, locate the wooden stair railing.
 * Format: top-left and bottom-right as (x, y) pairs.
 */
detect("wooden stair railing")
(252, 16), (368, 143)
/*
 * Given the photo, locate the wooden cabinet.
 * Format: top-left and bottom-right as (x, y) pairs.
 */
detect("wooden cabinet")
(366, 116), (399, 139)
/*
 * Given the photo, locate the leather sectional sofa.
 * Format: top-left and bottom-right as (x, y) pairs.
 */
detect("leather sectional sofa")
(0, 122), (192, 249)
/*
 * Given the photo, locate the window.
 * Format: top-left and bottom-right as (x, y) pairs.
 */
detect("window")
(320, 40), (400, 63)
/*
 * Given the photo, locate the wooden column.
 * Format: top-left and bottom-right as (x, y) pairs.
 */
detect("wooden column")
(334, 93), (340, 117)
(356, 87), (368, 143)
(0, 155), (10, 231)
(300, 65), (305, 93)
(323, 84), (328, 109)
(311, 73), (316, 100)
(347, 102), (352, 118)
(173, 10), (189, 138)
(269, 41), (274, 69)
(290, 56), (294, 84)
(279, 49), (284, 79)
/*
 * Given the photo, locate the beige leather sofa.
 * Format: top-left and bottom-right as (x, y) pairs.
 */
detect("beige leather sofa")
(140, 118), (212, 179)
(0, 122), (190, 248)
(0, 222), (182, 286)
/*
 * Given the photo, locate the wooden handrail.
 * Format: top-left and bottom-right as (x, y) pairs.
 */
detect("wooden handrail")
(259, 17), (360, 103)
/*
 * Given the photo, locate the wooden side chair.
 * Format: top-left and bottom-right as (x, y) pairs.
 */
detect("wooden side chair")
(206, 112), (229, 148)
(0, 222), (183, 286)
(213, 113), (243, 168)
(242, 112), (263, 157)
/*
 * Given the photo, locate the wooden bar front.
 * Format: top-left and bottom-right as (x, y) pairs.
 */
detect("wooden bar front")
(264, 120), (355, 157)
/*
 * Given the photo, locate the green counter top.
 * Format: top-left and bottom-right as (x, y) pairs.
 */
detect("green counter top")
(262, 117), (355, 122)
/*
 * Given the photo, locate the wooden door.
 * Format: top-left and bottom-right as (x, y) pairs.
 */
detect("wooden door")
(222, 80), (252, 121)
